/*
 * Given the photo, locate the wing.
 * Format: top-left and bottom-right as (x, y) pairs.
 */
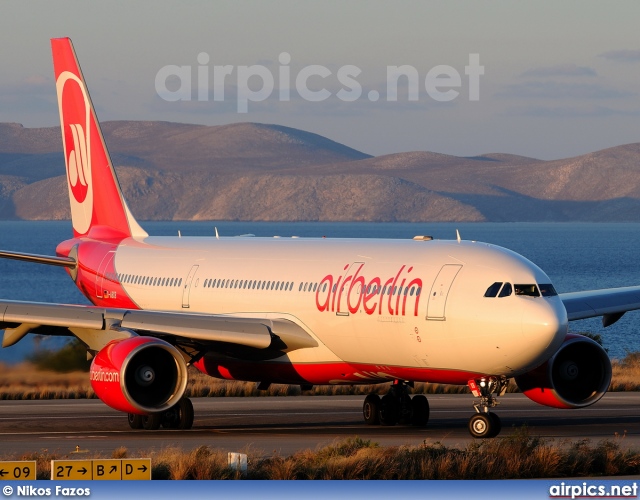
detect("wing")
(560, 285), (640, 327)
(0, 299), (317, 359)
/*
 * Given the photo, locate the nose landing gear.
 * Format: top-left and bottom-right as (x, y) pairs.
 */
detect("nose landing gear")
(362, 380), (430, 427)
(467, 377), (508, 438)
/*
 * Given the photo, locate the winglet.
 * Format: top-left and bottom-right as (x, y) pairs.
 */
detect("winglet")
(51, 38), (147, 240)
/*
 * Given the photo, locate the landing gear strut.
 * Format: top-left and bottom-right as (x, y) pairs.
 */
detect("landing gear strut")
(467, 377), (508, 438)
(362, 380), (429, 427)
(127, 397), (194, 431)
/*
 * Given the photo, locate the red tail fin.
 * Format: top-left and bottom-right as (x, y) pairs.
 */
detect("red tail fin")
(51, 38), (146, 240)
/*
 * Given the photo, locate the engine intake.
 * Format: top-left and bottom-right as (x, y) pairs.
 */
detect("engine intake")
(90, 336), (188, 414)
(515, 333), (611, 409)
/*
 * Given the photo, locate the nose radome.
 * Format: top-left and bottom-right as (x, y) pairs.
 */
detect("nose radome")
(521, 298), (568, 367)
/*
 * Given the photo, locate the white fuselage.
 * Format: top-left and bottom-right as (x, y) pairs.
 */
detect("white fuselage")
(105, 236), (568, 383)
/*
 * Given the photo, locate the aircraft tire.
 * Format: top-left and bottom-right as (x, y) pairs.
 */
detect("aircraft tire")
(379, 394), (399, 426)
(127, 413), (143, 430)
(488, 412), (502, 437)
(468, 413), (494, 438)
(363, 394), (380, 425)
(141, 413), (161, 430)
(411, 395), (430, 426)
(177, 398), (195, 430)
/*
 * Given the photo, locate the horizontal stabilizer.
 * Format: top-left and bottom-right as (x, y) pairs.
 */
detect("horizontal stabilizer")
(0, 250), (76, 268)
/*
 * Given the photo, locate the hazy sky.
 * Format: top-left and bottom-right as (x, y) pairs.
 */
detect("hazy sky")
(1, 1), (639, 159)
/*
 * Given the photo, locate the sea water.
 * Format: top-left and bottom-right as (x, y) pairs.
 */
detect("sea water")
(0, 220), (638, 361)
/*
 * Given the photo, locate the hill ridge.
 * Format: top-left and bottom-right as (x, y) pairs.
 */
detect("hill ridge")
(1, 120), (639, 222)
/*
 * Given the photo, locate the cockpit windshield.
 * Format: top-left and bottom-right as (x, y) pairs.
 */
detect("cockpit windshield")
(484, 282), (558, 298)
(538, 283), (558, 297)
(484, 282), (503, 297)
(514, 284), (539, 297)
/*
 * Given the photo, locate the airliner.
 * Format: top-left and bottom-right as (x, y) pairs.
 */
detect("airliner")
(2, 38), (640, 438)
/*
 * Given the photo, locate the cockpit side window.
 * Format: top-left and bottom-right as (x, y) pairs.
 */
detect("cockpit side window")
(539, 284), (558, 297)
(498, 282), (512, 297)
(484, 282), (503, 297)
(514, 284), (539, 297)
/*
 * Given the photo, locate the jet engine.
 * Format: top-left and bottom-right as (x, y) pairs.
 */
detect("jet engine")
(90, 336), (188, 414)
(515, 333), (611, 409)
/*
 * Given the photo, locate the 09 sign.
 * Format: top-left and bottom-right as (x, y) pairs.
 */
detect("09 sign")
(0, 461), (36, 480)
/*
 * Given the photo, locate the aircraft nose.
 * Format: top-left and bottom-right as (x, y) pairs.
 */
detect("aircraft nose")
(520, 297), (568, 368)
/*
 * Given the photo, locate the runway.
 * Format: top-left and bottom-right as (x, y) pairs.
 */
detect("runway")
(0, 393), (639, 457)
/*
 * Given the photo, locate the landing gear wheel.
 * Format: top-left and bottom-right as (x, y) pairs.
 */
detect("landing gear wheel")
(162, 398), (195, 430)
(141, 413), (161, 430)
(488, 412), (501, 438)
(468, 413), (495, 438)
(398, 394), (413, 425)
(177, 398), (194, 430)
(363, 394), (380, 425)
(411, 395), (430, 427)
(379, 394), (399, 426)
(127, 413), (143, 430)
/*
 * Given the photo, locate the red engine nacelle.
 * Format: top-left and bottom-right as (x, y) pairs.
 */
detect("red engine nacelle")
(515, 333), (611, 409)
(90, 336), (188, 415)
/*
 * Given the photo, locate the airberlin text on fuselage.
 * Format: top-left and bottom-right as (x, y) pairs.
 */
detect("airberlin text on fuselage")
(316, 264), (422, 316)
(90, 369), (119, 383)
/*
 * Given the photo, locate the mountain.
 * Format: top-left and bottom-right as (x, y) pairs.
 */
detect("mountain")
(1, 121), (639, 222)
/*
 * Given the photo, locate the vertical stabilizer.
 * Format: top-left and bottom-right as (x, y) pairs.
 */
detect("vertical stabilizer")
(51, 38), (147, 239)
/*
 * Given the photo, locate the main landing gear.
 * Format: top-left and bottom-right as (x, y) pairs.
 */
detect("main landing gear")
(127, 397), (194, 431)
(362, 380), (429, 427)
(467, 376), (508, 438)
(362, 377), (509, 438)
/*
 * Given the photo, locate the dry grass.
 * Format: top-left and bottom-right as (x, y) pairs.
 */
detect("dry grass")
(0, 363), (95, 400)
(1, 350), (639, 400)
(6, 432), (638, 479)
(610, 352), (640, 391)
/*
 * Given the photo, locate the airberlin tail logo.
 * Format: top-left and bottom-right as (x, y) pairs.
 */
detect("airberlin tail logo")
(56, 70), (93, 235)
(67, 123), (89, 203)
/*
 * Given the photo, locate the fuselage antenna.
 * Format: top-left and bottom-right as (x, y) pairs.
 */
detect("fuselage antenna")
(215, 227), (220, 239)
(456, 229), (461, 243)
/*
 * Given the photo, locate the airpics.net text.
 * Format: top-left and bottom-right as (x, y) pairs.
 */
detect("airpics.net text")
(155, 53), (484, 112)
